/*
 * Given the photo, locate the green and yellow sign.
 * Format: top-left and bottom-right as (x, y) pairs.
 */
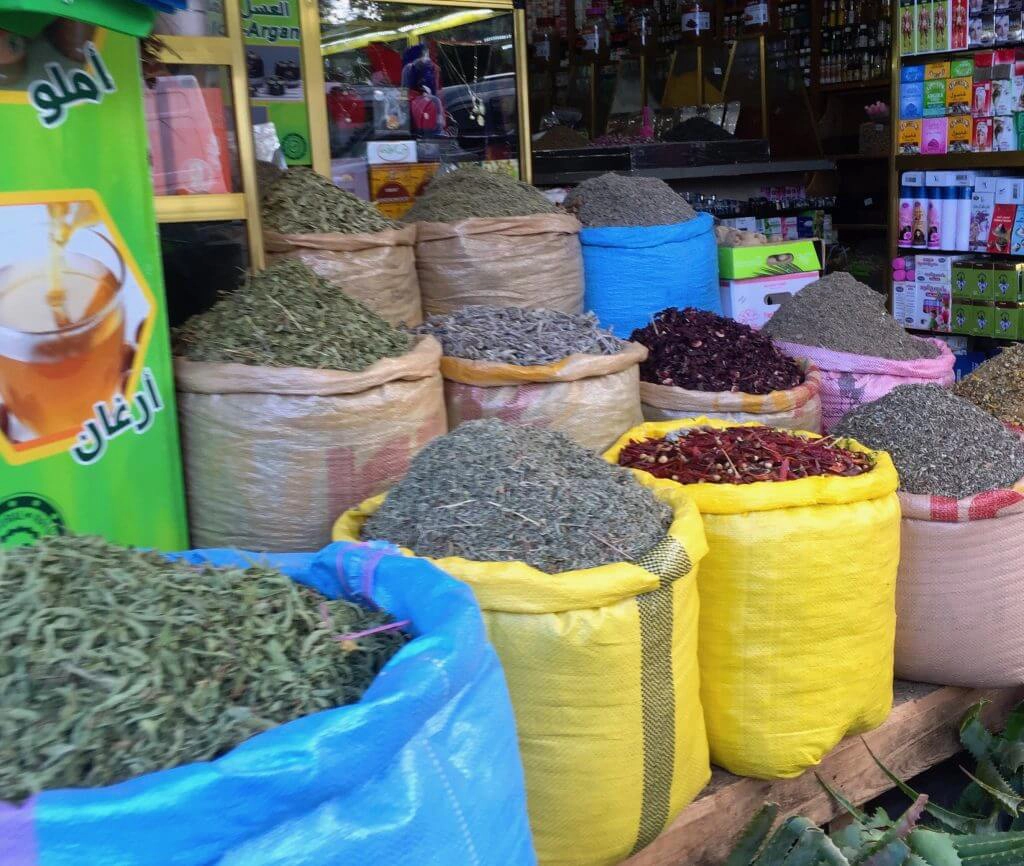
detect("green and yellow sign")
(0, 23), (188, 549)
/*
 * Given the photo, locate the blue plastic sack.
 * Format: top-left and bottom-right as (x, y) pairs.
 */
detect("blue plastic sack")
(581, 212), (721, 336)
(0, 542), (536, 866)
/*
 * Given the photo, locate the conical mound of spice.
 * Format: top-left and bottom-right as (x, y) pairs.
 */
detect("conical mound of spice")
(833, 383), (1024, 498)
(173, 258), (412, 370)
(262, 167), (399, 234)
(762, 271), (939, 361)
(563, 173), (697, 227)
(402, 166), (557, 222)
(953, 344), (1024, 426)
(617, 426), (874, 484)
(412, 305), (625, 364)
(0, 535), (408, 802)
(631, 307), (803, 394)
(362, 419), (672, 572)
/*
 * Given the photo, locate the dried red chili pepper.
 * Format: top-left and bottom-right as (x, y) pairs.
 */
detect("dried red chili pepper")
(617, 427), (875, 485)
(631, 308), (803, 395)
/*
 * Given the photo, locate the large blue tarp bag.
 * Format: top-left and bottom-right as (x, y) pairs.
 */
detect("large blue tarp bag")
(0, 541), (536, 866)
(581, 212), (721, 336)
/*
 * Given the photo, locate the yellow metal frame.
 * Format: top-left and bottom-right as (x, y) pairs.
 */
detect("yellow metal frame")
(153, 0), (265, 268)
(301, 0), (532, 182)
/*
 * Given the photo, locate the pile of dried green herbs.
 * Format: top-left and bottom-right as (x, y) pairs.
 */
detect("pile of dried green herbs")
(402, 166), (557, 222)
(363, 419), (672, 572)
(262, 167), (399, 234)
(173, 259), (412, 369)
(953, 343), (1024, 426)
(0, 535), (408, 802)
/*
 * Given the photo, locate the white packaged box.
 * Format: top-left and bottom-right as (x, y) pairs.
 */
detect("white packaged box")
(719, 271), (820, 329)
(365, 140), (418, 165)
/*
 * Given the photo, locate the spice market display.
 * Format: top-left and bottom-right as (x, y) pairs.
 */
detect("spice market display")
(9, 0), (1024, 860)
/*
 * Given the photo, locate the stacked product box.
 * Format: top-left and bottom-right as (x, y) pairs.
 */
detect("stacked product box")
(899, 0), (969, 54)
(892, 254), (954, 332)
(718, 241), (821, 328)
(898, 50), (1024, 152)
(717, 212), (830, 242)
(950, 257), (1024, 336)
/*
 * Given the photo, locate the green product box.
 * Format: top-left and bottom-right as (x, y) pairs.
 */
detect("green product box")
(970, 263), (995, 299)
(923, 79), (949, 116)
(950, 58), (975, 77)
(995, 303), (1024, 339)
(951, 259), (975, 298)
(970, 301), (997, 336)
(951, 299), (974, 334)
(992, 261), (1022, 301)
(717, 240), (821, 279)
(0, 27), (188, 548)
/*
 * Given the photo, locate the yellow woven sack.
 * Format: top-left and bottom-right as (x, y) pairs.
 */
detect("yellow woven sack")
(605, 418), (900, 780)
(334, 486), (710, 866)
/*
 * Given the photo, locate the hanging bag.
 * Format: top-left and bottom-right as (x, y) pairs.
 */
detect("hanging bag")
(334, 487), (710, 866)
(441, 342), (647, 451)
(605, 418), (901, 780)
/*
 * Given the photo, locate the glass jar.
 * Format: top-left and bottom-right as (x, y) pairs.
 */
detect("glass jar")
(577, 6), (608, 58)
(681, 0), (712, 37)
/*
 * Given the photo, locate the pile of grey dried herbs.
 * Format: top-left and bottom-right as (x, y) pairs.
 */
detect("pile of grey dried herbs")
(564, 173), (697, 227)
(763, 272), (940, 361)
(174, 259), (412, 370)
(402, 166), (557, 222)
(833, 384), (1024, 497)
(0, 535), (408, 802)
(954, 343), (1024, 426)
(412, 305), (625, 365)
(262, 167), (399, 234)
(363, 419), (672, 572)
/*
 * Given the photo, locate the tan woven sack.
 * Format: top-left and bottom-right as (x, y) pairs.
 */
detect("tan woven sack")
(176, 336), (446, 551)
(265, 225), (422, 326)
(414, 214), (584, 315)
(640, 359), (823, 433)
(441, 342), (646, 452)
(896, 483), (1024, 687)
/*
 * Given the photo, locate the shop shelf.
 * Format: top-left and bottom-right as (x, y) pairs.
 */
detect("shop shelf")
(896, 152), (1024, 170)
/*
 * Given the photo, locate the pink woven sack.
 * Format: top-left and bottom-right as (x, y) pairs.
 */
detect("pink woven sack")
(772, 339), (956, 433)
(895, 483), (1024, 687)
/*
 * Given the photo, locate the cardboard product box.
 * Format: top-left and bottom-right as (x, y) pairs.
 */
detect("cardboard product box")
(922, 285), (953, 331)
(924, 79), (950, 116)
(1016, 110), (1024, 146)
(763, 216), (784, 240)
(992, 259), (1024, 297)
(797, 215), (816, 238)
(970, 300), (997, 335)
(993, 76), (1015, 112)
(922, 117), (950, 152)
(969, 261), (995, 297)
(365, 140), (418, 166)
(1012, 63), (1024, 111)
(917, 0), (935, 51)
(974, 115), (995, 149)
(989, 203), (1017, 252)
(369, 162), (438, 219)
(330, 157), (370, 201)
(935, 0), (952, 47)
(994, 114), (1017, 148)
(971, 176), (998, 250)
(925, 61), (951, 79)
(892, 280), (917, 327)
(1012, 203), (1024, 253)
(995, 302), (1024, 337)
(947, 76), (973, 112)
(718, 271), (821, 329)
(951, 257), (976, 297)
(902, 81), (926, 117)
(903, 63), (927, 81)
(717, 240), (821, 279)
(901, 0), (919, 53)
(994, 47), (1017, 74)
(974, 47), (996, 77)
(973, 80), (994, 115)
(951, 57), (975, 77)
(951, 298), (974, 333)
(953, 0), (971, 46)
(900, 118), (924, 153)
(948, 114), (974, 150)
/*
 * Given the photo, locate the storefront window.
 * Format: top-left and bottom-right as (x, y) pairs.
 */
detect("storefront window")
(317, 0), (522, 214)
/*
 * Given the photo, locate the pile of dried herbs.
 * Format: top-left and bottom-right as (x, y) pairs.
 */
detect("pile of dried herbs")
(953, 344), (1024, 426)
(0, 535), (408, 802)
(763, 272), (940, 361)
(631, 307), (803, 394)
(173, 259), (412, 369)
(402, 166), (557, 222)
(834, 384), (1024, 497)
(262, 167), (399, 234)
(618, 426), (874, 484)
(362, 419), (672, 572)
(564, 173), (697, 227)
(413, 305), (625, 365)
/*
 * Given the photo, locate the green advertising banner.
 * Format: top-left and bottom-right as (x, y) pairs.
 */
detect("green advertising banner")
(0, 24), (189, 550)
(242, 0), (312, 164)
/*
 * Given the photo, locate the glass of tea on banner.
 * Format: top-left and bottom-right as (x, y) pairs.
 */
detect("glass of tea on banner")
(0, 202), (126, 442)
